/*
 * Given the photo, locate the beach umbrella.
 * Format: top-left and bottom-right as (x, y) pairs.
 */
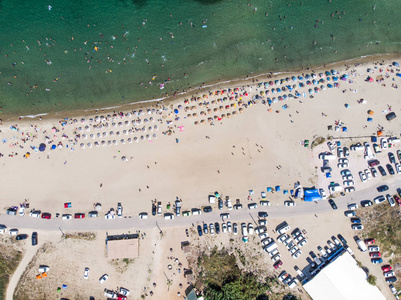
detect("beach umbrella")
(327, 84), (333, 89)
(397, 73), (401, 78)
(39, 143), (46, 152)
(393, 62), (400, 67)
(51, 145), (56, 150)
(368, 110), (374, 115)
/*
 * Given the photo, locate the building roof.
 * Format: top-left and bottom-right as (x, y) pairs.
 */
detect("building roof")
(107, 237), (139, 259)
(303, 251), (385, 300)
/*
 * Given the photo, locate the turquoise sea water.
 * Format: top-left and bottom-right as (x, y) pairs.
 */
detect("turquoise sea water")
(1, 0), (401, 115)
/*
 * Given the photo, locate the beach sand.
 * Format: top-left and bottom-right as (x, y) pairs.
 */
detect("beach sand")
(3, 56), (401, 299)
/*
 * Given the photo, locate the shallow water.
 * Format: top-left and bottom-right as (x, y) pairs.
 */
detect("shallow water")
(1, 0), (401, 115)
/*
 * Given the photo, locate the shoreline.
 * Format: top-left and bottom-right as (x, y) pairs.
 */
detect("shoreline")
(4, 51), (401, 124)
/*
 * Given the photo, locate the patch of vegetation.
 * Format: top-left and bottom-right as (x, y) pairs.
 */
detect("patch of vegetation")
(64, 232), (96, 240)
(311, 136), (326, 149)
(367, 274), (377, 286)
(0, 245), (22, 299)
(197, 247), (273, 300)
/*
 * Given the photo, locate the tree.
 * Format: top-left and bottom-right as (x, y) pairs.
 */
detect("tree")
(367, 274), (377, 286)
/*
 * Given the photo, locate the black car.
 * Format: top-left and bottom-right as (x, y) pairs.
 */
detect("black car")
(258, 211), (268, 218)
(16, 234), (28, 241)
(387, 164), (395, 175)
(218, 199), (223, 210)
(386, 277), (398, 283)
(152, 204), (156, 216)
(32, 232), (38, 246)
(197, 225), (203, 237)
(361, 200), (373, 207)
(328, 199), (337, 210)
(215, 222), (220, 234)
(378, 166), (387, 176)
(203, 206), (213, 213)
(337, 234), (347, 245)
(377, 185), (389, 193)
(389, 152), (396, 164)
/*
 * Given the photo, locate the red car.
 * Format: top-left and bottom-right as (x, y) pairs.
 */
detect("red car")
(369, 252), (381, 258)
(74, 213), (85, 219)
(382, 265), (393, 272)
(117, 296), (127, 300)
(394, 195), (401, 206)
(364, 238), (375, 245)
(273, 260), (283, 269)
(41, 213), (51, 219)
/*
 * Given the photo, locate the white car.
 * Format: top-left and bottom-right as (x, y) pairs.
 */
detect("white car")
(30, 210), (41, 218)
(278, 234), (289, 243)
(337, 163), (349, 169)
(248, 203), (258, 209)
(272, 254), (281, 262)
(220, 213), (230, 219)
(248, 223), (254, 235)
(381, 138), (388, 150)
(371, 167), (378, 177)
(396, 163), (401, 174)
(344, 187), (355, 193)
(368, 245), (380, 252)
(117, 203), (123, 218)
(337, 147), (344, 158)
(105, 214), (116, 219)
(359, 171), (367, 183)
(387, 194), (396, 207)
(84, 267), (89, 279)
(260, 200), (270, 206)
(258, 219), (267, 226)
(9, 228), (19, 236)
(259, 233), (268, 240)
(338, 158), (349, 164)
(347, 203), (358, 210)
(164, 213), (174, 220)
(99, 274), (109, 284)
(119, 287), (130, 296)
(139, 212), (148, 219)
(298, 239), (307, 247)
(222, 223), (227, 233)
(62, 214), (72, 220)
(384, 271), (395, 278)
(261, 191), (266, 199)
(227, 221), (232, 233)
(364, 169), (372, 179)
(341, 170), (351, 176)
(284, 201), (295, 206)
(343, 180), (354, 186)
(292, 250), (302, 259)
(342, 174), (353, 180)
(18, 206), (25, 216)
(226, 199), (233, 210)
(317, 246), (328, 258)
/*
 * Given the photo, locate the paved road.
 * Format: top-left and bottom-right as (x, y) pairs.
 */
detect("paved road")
(1, 178), (400, 232)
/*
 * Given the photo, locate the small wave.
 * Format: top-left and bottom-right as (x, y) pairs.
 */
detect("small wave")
(19, 113), (49, 119)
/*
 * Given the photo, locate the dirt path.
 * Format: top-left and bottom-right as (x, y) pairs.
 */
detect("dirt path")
(6, 245), (38, 300)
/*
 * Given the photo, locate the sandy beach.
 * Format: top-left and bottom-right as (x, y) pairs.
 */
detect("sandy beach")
(2, 56), (401, 299)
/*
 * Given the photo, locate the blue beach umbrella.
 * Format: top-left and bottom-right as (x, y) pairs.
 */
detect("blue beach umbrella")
(298, 75), (304, 80)
(325, 71), (331, 76)
(174, 109), (179, 114)
(39, 143), (46, 152)
(51, 145), (56, 150)
(393, 62), (400, 67)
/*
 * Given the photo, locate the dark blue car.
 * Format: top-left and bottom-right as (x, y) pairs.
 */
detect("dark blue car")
(197, 225), (203, 237)
(203, 224), (208, 234)
(371, 258), (383, 264)
(351, 218), (361, 224)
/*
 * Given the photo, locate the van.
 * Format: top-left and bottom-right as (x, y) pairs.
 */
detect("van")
(277, 224), (291, 235)
(208, 195), (216, 204)
(356, 239), (367, 252)
(320, 153), (336, 160)
(191, 208), (201, 215)
(329, 185), (343, 193)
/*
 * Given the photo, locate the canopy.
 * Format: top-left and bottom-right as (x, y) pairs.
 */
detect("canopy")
(304, 189), (322, 202)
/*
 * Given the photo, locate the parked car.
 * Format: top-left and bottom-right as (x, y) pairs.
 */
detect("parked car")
(233, 204), (243, 210)
(248, 203), (258, 209)
(361, 200), (373, 207)
(203, 206), (213, 213)
(395, 163), (401, 174)
(351, 218), (361, 224)
(337, 234), (347, 245)
(387, 164), (395, 175)
(328, 199), (337, 210)
(364, 169), (372, 179)
(258, 211), (268, 218)
(341, 170), (352, 176)
(88, 211), (98, 218)
(344, 210), (356, 217)
(389, 152), (396, 164)
(374, 195), (386, 204)
(209, 223), (215, 235)
(29, 210), (41, 218)
(368, 159), (380, 167)
(203, 224), (208, 234)
(215, 222), (220, 234)
(378, 166), (387, 176)
(164, 213), (174, 220)
(364, 238), (375, 245)
(352, 224), (364, 230)
(74, 213), (85, 219)
(394, 195), (401, 206)
(387, 194), (396, 207)
(139, 212), (148, 219)
(371, 167), (378, 177)
(377, 185), (389, 193)
(233, 223), (238, 235)
(197, 225), (203, 237)
(386, 277), (398, 283)
(368, 246), (380, 252)
(382, 265), (393, 272)
(117, 202), (123, 218)
(62, 214), (72, 220)
(347, 203), (358, 210)
(227, 221), (232, 233)
(359, 171), (367, 183)
(31, 232), (38, 246)
(384, 271), (395, 278)
(390, 284), (397, 294)
(284, 201), (295, 207)
(220, 213), (230, 219)
(16, 234), (28, 240)
(99, 274), (109, 284)
(260, 200), (270, 206)
(9, 228), (19, 236)
(369, 252), (381, 258)
(6, 208), (17, 216)
(273, 260), (283, 269)
(41, 213), (51, 219)
(371, 258), (383, 264)
(84, 267), (89, 279)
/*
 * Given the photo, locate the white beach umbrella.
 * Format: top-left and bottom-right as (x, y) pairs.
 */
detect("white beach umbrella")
(153, 134), (157, 139)
(87, 143), (92, 148)
(120, 139), (125, 144)
(113, 140), (117, 145)
(80, 143), (85, 149)
(128, 138), (132, 143)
